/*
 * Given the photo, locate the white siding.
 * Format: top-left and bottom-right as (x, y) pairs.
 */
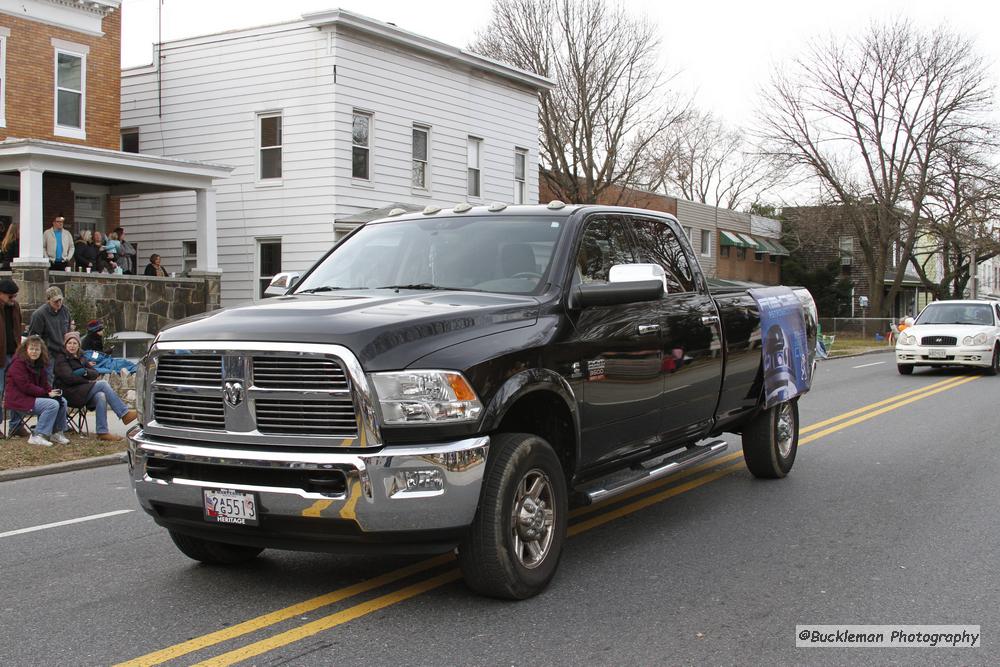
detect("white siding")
(121, 20), (542, 305)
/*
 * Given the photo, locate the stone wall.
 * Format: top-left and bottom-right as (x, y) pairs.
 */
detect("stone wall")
(8, 267), (221, 335)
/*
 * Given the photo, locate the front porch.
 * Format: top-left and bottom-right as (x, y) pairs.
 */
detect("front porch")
(0, 138), (231, 325)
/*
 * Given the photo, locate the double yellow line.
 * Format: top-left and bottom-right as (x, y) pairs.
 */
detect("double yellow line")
(118, 374), (977, 667)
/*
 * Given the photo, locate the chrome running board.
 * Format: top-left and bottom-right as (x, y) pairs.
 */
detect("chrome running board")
(577, 439), (729, 505)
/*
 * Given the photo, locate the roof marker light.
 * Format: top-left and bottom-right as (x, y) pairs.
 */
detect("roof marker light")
(488, 202), (508, 212)
(387, 208), (408, 217)
(453, 202), (473, 213)
(422, 205), (442, 215)
(547, 200), (567, 210)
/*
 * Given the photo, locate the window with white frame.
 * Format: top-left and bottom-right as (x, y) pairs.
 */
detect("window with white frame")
(0, 29), (8, 127)
(258, 113), (282, 180)
(74, 194), (102, 235)
(412, 125), (429, 189)
(467, 137), (482, 198)
(352, 111), (371, 180)
(54, 43), (87, 137)
(513, 148), (527, 204)
(257, 238), (282, 299)
(700, 229), (711, 257)
(684, 226), (693, 241)
(182, 240), (197, 274)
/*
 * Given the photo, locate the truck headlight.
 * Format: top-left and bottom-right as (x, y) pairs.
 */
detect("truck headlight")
(135, 358), (149, 424)
(370, 371), (483, 424)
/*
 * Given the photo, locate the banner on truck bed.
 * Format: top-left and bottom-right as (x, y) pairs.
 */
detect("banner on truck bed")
(749, 286), (811, 409)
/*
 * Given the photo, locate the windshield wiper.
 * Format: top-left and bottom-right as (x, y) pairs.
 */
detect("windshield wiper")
(377, 283), (462, 291)
(296, 286), (368, 294)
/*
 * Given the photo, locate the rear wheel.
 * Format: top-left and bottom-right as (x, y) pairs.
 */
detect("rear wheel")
(897, 364), (914, 375)
(458, 433), (568, 600)
(169, 531), (264, 565)
(742, 400), (798, 479)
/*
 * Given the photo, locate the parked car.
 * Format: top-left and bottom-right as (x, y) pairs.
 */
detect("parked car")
(127, 204), (816, 599)
(895, 299), (1000, 375)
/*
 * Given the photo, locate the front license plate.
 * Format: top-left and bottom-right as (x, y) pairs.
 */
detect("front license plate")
(929, 348), (947, 359)
(203, 488), (259, 526)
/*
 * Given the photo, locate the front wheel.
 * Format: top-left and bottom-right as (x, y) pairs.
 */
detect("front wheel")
(742, 400), (798, 479)
(458, 433), (568, 600)
(986, 346), (999, 376)
(897, 364), (914, 375)
(169, 531), (264, 565)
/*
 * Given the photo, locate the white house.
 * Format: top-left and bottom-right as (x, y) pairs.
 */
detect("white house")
(120, 9), (552, 305)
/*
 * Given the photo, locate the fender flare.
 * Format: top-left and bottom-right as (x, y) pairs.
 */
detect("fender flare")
(481, 368), (581, 467)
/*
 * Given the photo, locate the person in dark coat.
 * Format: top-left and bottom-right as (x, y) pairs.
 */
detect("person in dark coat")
(54, 331), (136, 441)
(74, 231), (99, 272)
(0, 278), (28, 436)
(4, 335), (68, 446)
(0, 223), (18, 271)
(82, 319), (106, 353)
(144, 253), (168, 277)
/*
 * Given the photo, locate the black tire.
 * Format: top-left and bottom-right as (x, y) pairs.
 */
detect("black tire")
(458, 433), (568, 600)
(742, 399), (798, 479)
(897, 364), (914, 375)
(168, 530), (264, 565)
(986, 346), (999, 376)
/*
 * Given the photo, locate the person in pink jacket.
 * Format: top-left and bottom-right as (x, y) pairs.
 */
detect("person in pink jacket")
(4, 335), (68, 446)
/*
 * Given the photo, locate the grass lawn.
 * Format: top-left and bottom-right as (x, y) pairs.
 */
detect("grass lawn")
(0, 433), (126, 471)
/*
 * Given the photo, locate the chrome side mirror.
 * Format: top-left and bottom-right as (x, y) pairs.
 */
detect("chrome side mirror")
(264, 271), (300, 298)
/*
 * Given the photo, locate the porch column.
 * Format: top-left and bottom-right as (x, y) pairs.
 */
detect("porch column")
(15, 167), (46, 264)
(194, 187), (220, 272)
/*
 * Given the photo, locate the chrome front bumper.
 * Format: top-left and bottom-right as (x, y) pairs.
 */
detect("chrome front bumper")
(896, 346), (993, 367)
(127, 428), (489, 543)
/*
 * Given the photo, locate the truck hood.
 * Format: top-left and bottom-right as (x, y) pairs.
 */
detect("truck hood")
(157, 291), (540, 370)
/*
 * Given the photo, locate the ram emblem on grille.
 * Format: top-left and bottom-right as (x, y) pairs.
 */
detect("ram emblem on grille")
(223, 381), (244, 408)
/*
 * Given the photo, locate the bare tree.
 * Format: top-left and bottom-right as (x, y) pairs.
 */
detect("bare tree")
(641, 110), (784, 210)
(911, 142), (1000, 298)
(470, 0), (688, 204)
(758, 20), (995, 316)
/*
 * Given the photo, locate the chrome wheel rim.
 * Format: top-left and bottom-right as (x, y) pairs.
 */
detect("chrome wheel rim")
(510, 468), (556, 569)
(776, 402), (795, 459)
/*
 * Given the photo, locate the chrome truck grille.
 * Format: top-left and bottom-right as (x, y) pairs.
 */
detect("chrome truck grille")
(143, 343), (381, 448)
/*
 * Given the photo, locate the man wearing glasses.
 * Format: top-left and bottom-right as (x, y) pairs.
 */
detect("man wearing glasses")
(43, 215), (75, 271)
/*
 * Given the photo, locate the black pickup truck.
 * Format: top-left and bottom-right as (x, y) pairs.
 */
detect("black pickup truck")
(128, 204), (817, 599)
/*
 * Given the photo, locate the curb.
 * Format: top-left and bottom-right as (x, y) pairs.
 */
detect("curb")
(823, 348), (894, 361)
(0, 452), (127, 483)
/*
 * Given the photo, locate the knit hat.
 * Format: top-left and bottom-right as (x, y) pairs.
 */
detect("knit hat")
(64, 331), (81, 346)
(87, 319), (103, 333)
(0, 278), (17, 295)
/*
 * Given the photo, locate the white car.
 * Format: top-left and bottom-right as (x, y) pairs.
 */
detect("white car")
(895, 300), (1000, 375)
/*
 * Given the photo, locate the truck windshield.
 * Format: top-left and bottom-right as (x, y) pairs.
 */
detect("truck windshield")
(294, 216), (566, 295)
(916, 303), (995, 326)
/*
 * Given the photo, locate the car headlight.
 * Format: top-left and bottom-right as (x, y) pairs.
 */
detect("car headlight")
(974, 333), (988, 346)
(899, 334), (916, 345)
(370, 370), (483, 424)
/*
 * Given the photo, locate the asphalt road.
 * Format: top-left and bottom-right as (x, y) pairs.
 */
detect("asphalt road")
(2, 350), (998, 666)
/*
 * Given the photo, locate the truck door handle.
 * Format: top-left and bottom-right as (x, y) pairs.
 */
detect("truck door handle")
(637, 324), (660, 335)
(701, 315), (720, 325)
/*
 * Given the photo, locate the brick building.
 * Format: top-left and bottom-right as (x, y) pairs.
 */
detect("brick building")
(782, 205), (932, 318)
(0, 0), (229, 322)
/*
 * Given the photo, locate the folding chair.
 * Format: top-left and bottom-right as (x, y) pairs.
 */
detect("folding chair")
(67, 405), (89, 436)
(3, 408), (36, 439)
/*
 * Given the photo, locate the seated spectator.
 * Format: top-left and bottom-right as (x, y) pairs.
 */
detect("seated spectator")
(54, 331), (137, 442)
(4, 334), (69, 447)
(83, 319), (106, 353)
(144, 253), (168, 277)
(75, 231), (98, 272)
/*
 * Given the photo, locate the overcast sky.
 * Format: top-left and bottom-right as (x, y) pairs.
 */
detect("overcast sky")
(120, 0), (1000, 128)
